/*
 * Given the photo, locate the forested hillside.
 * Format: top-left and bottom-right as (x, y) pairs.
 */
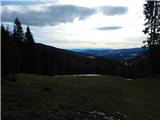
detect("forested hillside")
(1, 18), (117, 76)
(1, 16), (160, 78)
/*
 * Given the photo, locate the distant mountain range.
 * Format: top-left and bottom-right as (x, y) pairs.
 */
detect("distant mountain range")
(71, 48), (146, 60)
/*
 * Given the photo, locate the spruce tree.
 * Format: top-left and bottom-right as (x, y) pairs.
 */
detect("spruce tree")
(143, 1), (160, 74)
(13, 17), (25, 43)
(143, 1), (160, 47)
(25, 26), (35, 44)
(1, 24), (10, 38)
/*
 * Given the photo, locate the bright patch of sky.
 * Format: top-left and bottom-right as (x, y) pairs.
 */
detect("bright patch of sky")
(1, 0), (146, 49)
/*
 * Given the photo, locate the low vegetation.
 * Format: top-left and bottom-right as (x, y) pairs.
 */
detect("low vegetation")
(2, 74), (160, 120)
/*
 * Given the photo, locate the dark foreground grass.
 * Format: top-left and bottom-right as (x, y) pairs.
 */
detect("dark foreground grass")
(2, 74), (160, 120)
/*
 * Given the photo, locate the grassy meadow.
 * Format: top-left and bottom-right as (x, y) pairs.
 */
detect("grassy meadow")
(2, 74), (160, 120)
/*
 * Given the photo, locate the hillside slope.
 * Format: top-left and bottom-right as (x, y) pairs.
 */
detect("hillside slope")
(2, 74), (160, 120)
(2, 36), (117, 76)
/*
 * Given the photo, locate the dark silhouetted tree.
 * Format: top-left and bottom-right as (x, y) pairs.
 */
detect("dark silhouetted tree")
(143, 1), (160, 74)
(143, 1), (160, 47)
(13, 17), (25, 43)
(22, 26), (36, 73)
(25, 26), (35, 44)
(1, 24), (20, 76)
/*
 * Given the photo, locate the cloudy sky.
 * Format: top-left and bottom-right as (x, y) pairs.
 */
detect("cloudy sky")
(1, 0), (146, 49)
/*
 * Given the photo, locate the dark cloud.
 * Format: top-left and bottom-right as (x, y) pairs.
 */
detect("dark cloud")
(1, 2), (128, 26)
(2, 1), (38, 5)
(97, 26), (122, 30)
(1, 0), (57, 5)
(99, 6), (128, 16)
(1, 5), (96, 26)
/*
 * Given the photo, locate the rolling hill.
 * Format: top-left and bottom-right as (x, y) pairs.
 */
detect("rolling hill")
(71, 48), (146, 60)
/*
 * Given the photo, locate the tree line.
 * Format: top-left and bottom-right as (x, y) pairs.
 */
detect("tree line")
(2, 17), (36, 76)
(1, 17), (117, 77)
(0, 17), (156, 79)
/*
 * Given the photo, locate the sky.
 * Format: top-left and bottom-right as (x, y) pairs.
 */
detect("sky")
(1, 0), (147, 49)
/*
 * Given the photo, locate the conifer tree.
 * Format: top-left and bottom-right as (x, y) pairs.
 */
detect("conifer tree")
(143, 1), (160, 47)
(13, 17), (25, 43)
(143, 1), (160, 74)
(1, 24), (10, 38)
(25, 26), (35, 44)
